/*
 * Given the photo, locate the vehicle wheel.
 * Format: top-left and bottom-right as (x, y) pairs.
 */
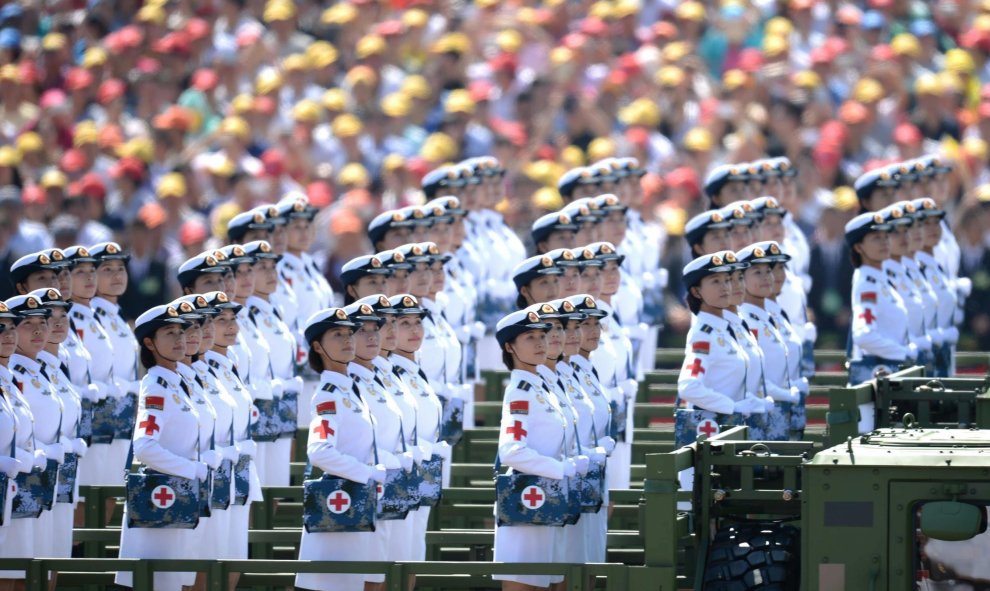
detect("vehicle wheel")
(702, 522), (800, 591)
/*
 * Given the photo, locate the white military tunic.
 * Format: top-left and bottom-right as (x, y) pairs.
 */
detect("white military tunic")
(0, 365), (40, 576)
(595, 300), (636, 490)
(492, 369), (569, 589)
(236, 303), (277, 485)
(72, 301), (120, 486)
(295, 370), (380, 591)
(116, 366), (203, 591)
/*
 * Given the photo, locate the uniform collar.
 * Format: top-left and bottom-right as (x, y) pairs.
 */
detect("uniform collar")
(740, 302), (770, 323)
(557, 361), (576, 380)
(695, 310), (728, 332)
(882, 258), (904, 274)
(420, 297), (438, 311)
(320, 369), (352, 391)
(371, 356), (392, 374)
(90, 297), (119, 315)
(37, 350), (60, 370)
(348, 361), (376, 383)
(70, 302), (93, 318)
(192, 359), (210, 374)
(859, 265), (885, 283)
(510, 368), (543, 390)
(570, 354), (592, 373)
(246, 295), (273, 313)
(764, 299), (782, 316)
(535, 363), (558, 386)
(597, 299), (614, 314)
(176, 362), (197, 381)
(9, 353), (41, 374)
(916, 250), (937, 267)
(389, 354), (419, 376)
(204, 350), (231, 369)
(147, 365), (181, 387)
(723, 309), (743, 326)
(280, 251), (303, 267)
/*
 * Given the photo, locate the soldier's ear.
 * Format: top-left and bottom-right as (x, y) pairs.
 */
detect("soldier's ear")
(689, 286), (701, 300)
(15, 283), (27, 295)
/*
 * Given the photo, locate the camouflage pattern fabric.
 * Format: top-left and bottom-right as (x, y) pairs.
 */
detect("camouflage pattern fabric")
(788, 393), (807, 441)
(848, 356), (899, 386)
(765, 403), (791, 441)
(210, 459), (233, 510)
(609, 399), (628, 442)
(800, 340), (817, 378)
(12, 459), (58, 518)
(249, 398), (282, 442)
(112, 393), (138, 440)
(78, 399), (93, 442)
(125, 469), (200, 529)
(55, 452), (79, 504)
(438, 395), (464, 446)
(417, 454), (443, 507)
(745, 412), (767, 441)
(232, 454), (251, 506)
(578, 462), (606, 514)
(674, 407), (747, 449)
(89, 398), (116, 444)
(932, 344), (951, 377)
(377, 466), (420, 521)
(302, 475), (376, 533)
(277, 390), (299, 438)
(495, 472), (576, 527)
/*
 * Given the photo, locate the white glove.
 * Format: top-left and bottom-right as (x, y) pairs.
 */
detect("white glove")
(409, 445), (424, 465)
(733, 396), (765, 415)
(32, 449), (48, 469)
(44, 442), (66, 464)
(370, 463), (387, 483)
(562, 458), (577, 478)
(271, 378), (285, 399)
(455, 324), (472, 345)
(956, 277), (972, 298)
(86, 383), (108, 401)
(803, 322), (818, 344)
(777, 387), (800, 404)
(381, 452), (401, 470)
(587, 447), (607, 464)
(220, 445), (239, 462)
(398, 451), (414, 472)
(0, 456), (19, 478)
(906, 342), (919, 362)
(112, 377), (137, 397)
(471, 321), (486, 340)
(620, 379), (638, 401)
(72, 438), (88, 457)
(194, 462), (209, 482)
(200, 450), (222, 470)
(568, 455), (590, 476)
(435, 441), (452, 461)
(762, 396), (777, 413)
(236, 439), (257, 458)
(289, 376), (304, 394)
(598, 436), (616, 455)
(797, 377), (810, 395)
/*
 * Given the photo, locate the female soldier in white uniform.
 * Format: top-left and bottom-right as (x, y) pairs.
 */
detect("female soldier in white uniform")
(89, 242), (140, 497)
(513, 255), (563, 310)
(0, 299), (45, 582)
(341, 255), (393, 305)
(491, 310), (588, 591)
(295, 308), (387, 591)
(845, 212), (912, 431)
(765, 245), (810, 440)
(31, 288), (86, 561)
(900, 200), (939, 375)
(0, 305), (21, 561)
(912, 198), (957, 377)
(116, 305), (209, 591)
(243, 240), (301, 488)
(388, 294), (448, 559)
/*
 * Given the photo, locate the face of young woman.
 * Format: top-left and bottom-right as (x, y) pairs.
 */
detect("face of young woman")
(429, 261), (445, 295)
(386, 269), (409, 296)
(575, 223), (598, 245)
(182, 321), (202, 357)
(354, 320), (381, 361)
(523, 274), (560, 305)
(212, 310), (239, 347)
(700, 228), (732, 254)
(57, 268), (72, 299)
(855, 230), (892, 265)
(430, 221), (453, 252)
(318, 326), (356, 364)
(351, 274), (388, 301)
(542, 230), (576, 253)
(603, 211), (627, 245)
(729, 224), (754, 251)
(71, 262), (98, 300)
(770, 263), (786, 295)
(544, 319), (564, 359)
(600, 260), (621, 296)
(193, 271), (225, 295)
(198, 317), (215, 354)
(695, 272), (732, 310)
(728, 269), (746, 306)
(578, 266), (602, 299)
(394, 314), (424, 353)
(221, 269), (235, 296)
(46, 307), (69, 345)
(285, 218), (310, 253)
(450, 218), (466, 248)
(253, 259), (279, 296)
(579, 318), (601, 352)
(407, 262), (432, 298)
(507, 329), (548, 367)
(378, 315), (397, 352)
(906, 220), (925, 254)
(559, 266), (580, 297)
(269, 224), (288, 253)
(23, 269), (58, 293)
(562, 319), (583, 357)
(382, 227), (412, 251)
(96, 259), (128, 297)
(743, 263), (775, 299)
(921, 216), (942, 249)
(888, 224), (910, 257)
(759, 213), (786, 243)
(0, 319), (16, 358)
(233, 263), (255, 299)
(16, 316), (49, 357)
(150, 323), (188, 363)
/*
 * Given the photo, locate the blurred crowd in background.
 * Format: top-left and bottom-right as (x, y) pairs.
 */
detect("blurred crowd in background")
(0, 0), (989, 351)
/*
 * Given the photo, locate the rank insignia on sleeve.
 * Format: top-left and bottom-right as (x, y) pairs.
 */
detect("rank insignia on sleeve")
(861, 292), (877, 303)
(692, 342), (710, 355)
(316, 401), (336, 415)
(509, 400), (529, 415)
(145, 396), (165, 410)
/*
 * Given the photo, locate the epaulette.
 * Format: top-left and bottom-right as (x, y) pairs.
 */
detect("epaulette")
(322, 382), (338, 393)
(72, 311), (84, 320)
(516, 381), (533, 392)
(12, 364), (25, 374)
(866, 276), (877, 284)
(157, 377), (169, 388)
(207, 358), (221, 369)
(249, 306), (260, 316)
(700, 324), (714, 334)
(748, 312), (759, 321)
(885, 269), (896, 278)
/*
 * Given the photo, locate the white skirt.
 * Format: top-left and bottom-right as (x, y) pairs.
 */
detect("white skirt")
(606, 442), (632, 490)
(115, 512), (196, 590)
(410, 506), (430, 561)
(0, 513), (35, 578)
(51, 503), (75, 558)
(259, 439), (291, 487)
(78, 439), (130, 486)
(227, 504), (250, 559)
(492, 521), (564, 588)
(581, 508), (608, 563)
(295, 529), (384, 591)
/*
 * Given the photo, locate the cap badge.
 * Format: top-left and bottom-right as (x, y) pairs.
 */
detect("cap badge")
(584, 296), (596, 308)
(370, 257), (382, 268)
(391, 212), (404, 222)
(47, 289), (58, 300)
(402, 296), (415, 307)
(769, 243), (781, 255)
(51, 251), (63, 261)
(217, 292), (229, 302)
(562, 301), (575, 312)
(26, 297), (38, 309)
(540, 256), (553, 267)
(253, 212), (265, 224)
(711, 255), (723, 266)
(527, 311), (540, 323)
(106, 243), (119, 254)
(753, 247), (765, 258)
(873, 213), (884, 224)
(335, 309), (348, 320)
(259, 242), (271, 253)
(195, 296), (208, 307)
(725, 252), (737, 263)
(378, 296), (389, 306)
(179, 302), (194, 313)
(232, 246), (246, 256)
(540, 303), (555, 314)
(205, 255), (218, 266)
(562, 250), (575, 260)
(167, 306), (179, 317)
(393, 252), (405, 263)
(38, 254), (50, 265)
(359, 304), (374, 315)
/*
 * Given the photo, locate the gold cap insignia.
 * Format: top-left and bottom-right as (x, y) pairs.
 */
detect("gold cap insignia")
(259, 242), (272, 253)
(38, 254), (50, 265)
(562, 250), (575, 261)
(562, 301), (575, 312)
(891, 208), (902, 219)
(753, 247), (765, 258)
(769, 243), (781, 255)
(393, 252), (405, 263)
(51, 250), (63, 261)
(392, 212), (404, 222)
(232, 246), (246, 257)
(873, 213), (884, 224)
(293, 200), (306, 212)
(179, 302), (194, 313)
(217, 292), (229, 302)
(540, 303), (555, 314)
(0, 303), (7, 312)
(558, 213), (571, 224)
(335, 308), (348, 320)
(527, 311), (540, 323)
(205, 255), (218, 266)
(711, 212), (723, 223)
(26, 297), (38, 309)
(195, 296), (208, 307)
(359, 304), (374, 315)
(47, 289), (58, 300)
(106, 243), (119, 254)
(253, 212), (265, 224)
(213, 250), (227, 261)
(370, 257), (382, 268)
(540, 256), (553, 267)
(767, 198), (779, 208)
(584, 296), (596, 308)
(711, 255), (723, 266)
(725, 252), (737, 263)
(402, 295), (415, 307)
(903, 203), (916, 213)
(412, 208), (425, 219)
(167, 306), (179, 317)
(411, 245), (424, 256)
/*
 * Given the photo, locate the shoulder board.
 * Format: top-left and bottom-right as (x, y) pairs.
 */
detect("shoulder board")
(157, 377), (169, 388)
(516, 381), (533, 392)
(249, 305), (260, 316)
(72, 311), (84, 319)
(747, 312), (759, 321)
(321, 382), (338, 393)
(207, 358), (221, 369)
(866, 276), (877, 284)
(700, 324), (714, 334)
(885, 269), (896, 278)
(12, 364), (26, 374)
